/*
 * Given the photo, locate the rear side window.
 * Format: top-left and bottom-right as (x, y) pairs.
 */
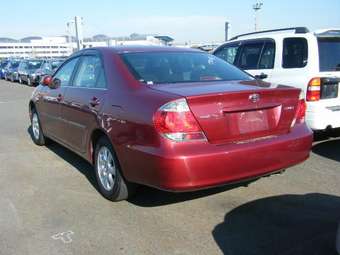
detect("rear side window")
(238, 42), (264, 70)
(73, 55), (106, 88)
(282, 38), (308, 68)
(214, 44), (240, 64)
(318, 38), (340, 71)
(259, 41), (275, 69)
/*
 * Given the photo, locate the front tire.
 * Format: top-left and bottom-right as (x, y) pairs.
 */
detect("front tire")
(94, 136), (136, 201)
(30, 109), (46, 146)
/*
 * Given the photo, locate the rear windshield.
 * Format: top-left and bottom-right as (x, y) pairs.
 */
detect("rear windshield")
(11, 62), (20, 68)
(318, 38), (340, 71)
(27, 61), (43, 70)
(121, 52), (251, 85)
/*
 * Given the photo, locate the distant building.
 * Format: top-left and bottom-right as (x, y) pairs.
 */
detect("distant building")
(0, 37), (72, 59)
(0, 34), (175, 59)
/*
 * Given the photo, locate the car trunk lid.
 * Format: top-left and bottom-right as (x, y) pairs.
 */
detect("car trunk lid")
(150, 81), (301, 144)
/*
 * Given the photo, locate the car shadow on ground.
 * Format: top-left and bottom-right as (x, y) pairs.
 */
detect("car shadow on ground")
(128, 180), (258, 207)
(213, 193), (340, 255)
(312, 138), (340, 163)
(27, 126), (99, 192)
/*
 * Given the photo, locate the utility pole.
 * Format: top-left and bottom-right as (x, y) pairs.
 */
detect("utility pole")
(74, 16), (84, 51)
(225, 22), (230, 41)
(253, 2), (263, 31)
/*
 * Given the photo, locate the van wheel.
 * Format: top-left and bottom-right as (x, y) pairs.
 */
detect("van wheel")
(30, 109), (46, 146)
(94, 136), (136, 201)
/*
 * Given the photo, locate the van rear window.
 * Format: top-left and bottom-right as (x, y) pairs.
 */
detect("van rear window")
(318, 38), (340, 72)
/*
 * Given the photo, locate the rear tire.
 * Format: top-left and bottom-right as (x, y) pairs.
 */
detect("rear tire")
(94, 136), (136, 201)
(30, 109), (47, 146)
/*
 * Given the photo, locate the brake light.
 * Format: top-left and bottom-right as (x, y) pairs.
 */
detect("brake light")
(306, 77), (321, 101)
(295, 99), (307, 125)
(153, 98), (207, 142)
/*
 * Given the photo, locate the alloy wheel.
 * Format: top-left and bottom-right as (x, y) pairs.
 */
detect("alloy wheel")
(97, 146), (116, 191)
(32, 113), (40, 141)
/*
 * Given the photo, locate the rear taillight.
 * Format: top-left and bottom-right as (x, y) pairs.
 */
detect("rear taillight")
(291, 98), (307, 128)
(295, 99), (307, 124)
(306, 77), (321, 101)
(153, 98), (207, 142)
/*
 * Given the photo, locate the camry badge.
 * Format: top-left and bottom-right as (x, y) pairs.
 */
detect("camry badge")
(249, 93), (260, 103)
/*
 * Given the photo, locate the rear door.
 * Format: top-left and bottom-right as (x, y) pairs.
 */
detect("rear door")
(61, 51), (107, 153)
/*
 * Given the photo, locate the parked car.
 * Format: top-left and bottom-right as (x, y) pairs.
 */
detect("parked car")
(18, 59), (45, 86)
(39, 59), (65, 77)
(0, 59), (9, 79)
(213, 27), (340, 132)
(4, 59), (20, 82)
(29, 46), (313, 201)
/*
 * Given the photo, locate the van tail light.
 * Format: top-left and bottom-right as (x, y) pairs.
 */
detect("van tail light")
(306, 78), (321, 101)
(153, 98), (207, 142)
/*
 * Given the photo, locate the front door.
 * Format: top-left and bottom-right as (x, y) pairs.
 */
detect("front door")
(40, 57), (80, 141)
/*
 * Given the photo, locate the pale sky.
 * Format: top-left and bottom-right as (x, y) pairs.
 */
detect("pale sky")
(2, 0), (340, 43)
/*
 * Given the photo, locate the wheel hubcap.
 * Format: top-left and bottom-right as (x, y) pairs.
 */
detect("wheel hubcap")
(97, 146), (116, 191)
(32, 113), (40, 140)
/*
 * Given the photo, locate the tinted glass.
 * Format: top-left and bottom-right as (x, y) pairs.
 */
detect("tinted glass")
(11, 62), (20, 68)
(259, 41), (275, 69)
(1, 61), (8, 68)
(318, 38), (340, 71)
(238, 43), (264, 70)
(214, 44), (240, 64)
(282, 38), (308, 68)
(73, 55), (106, 88)
(53, 58), (78, 87)
(51, 61), (63, 69)
(27, 60), (43, 70)
(121, 52), (251, 84)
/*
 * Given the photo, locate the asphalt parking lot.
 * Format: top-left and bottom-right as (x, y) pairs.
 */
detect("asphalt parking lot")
(0, 79), (340, 255)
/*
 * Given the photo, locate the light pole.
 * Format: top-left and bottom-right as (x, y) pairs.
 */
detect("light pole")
(225, 22), (230, 41)
(253, 2), (263, 31)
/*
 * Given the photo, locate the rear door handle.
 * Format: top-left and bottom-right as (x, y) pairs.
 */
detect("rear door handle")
(89, 96), (100, 107)
(254, 73), (268, 80)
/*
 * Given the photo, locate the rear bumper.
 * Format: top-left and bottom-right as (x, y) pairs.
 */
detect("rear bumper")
(306, 106), (340, 130)
(119, 124), (313, 191)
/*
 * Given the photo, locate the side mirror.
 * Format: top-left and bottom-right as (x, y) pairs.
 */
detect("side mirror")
(42, 76), (52, 86)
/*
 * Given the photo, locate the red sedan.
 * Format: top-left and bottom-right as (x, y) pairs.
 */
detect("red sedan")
(29, 46), (313, 201)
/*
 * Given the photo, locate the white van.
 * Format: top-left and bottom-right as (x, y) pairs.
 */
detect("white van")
(213, 27), (340, 131)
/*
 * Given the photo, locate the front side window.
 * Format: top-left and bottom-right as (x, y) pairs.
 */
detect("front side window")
(238, 42), (264, 70)
(282, 38), (308, 68)
(259, 41), (275, 69)
(214, 44), (240, 65)
(121, 52), (251, 85)
(73, 55), (106, 88)
(53, 57), (79, 87)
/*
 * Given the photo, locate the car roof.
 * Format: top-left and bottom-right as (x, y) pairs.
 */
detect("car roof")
(225, 27), (340, 43)
(82, 46), (203, 54)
